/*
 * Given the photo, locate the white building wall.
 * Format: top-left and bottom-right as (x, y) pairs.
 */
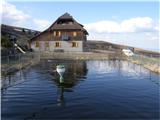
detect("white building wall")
(40, 41), (45, 51)
(31, 41), (84, 52)
(31, 41), (39, 51)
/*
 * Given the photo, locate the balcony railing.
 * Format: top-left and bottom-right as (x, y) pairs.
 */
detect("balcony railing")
(62, 35), (70, 41)
(52, 36), (86, 41)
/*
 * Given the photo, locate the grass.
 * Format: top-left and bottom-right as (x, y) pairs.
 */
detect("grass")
(128, 54), (160, 74)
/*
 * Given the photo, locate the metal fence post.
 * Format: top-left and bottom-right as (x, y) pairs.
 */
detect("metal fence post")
(39, 51), (41, 62)
(7, 56), (10, 65)
(18, 54), (21, 68)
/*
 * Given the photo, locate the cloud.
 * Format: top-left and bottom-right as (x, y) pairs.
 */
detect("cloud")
(1, 1), (51, 31)
(33, 19), (50, 31)
(85, 17), (155, 33)
(1, 1), (30, 26)
(154, 26), (159, 31)
(1, 1), (158, 51)
(85, 17), (158, 51)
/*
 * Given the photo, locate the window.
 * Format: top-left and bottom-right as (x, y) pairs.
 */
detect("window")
(45, 42), (49, 47)
(73, 32), (77, 37)
(71, 42), (78, 47)
(58, 31), (61, 37)
(35, 41), (39, 47)
(58, 20), (73, 25)
(62, 35), (70, 41)
(53, 31), (56, 37)
(55, 42), (61, 47)
(53, 31), (61, 37)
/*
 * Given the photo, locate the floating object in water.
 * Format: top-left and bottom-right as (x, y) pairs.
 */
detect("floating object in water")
(56, 65), (65, 76)
(56, 65), (65, 83)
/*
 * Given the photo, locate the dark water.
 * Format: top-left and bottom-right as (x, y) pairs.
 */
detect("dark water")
(1, 60), (160, 120)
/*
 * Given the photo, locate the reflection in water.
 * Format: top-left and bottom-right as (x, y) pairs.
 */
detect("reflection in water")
(57, 82), (75, 106)
(57, 85), (65, 106)
(1, 60), (159, 119)
(49, 60), (88, 106)
(87, 60), (151, 77)
(1, 60), (158, 91)
(56, 65), (66, 106)
(1, 70), (27, 90)
(49, 60), (88, 85)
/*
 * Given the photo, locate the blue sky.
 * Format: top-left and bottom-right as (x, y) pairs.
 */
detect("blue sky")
(9, 1), (159, 23)
(1, 0), (159, 51)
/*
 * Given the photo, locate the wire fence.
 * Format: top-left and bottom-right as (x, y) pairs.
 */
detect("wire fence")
(129, 54), (159, 65)
(1, 52), (159, 75)
(1, 52), (40, 73)
(2, 52), (159, 66)
(127, 54), (160, 73)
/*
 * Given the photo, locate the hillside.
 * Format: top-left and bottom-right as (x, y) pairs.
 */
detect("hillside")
(1, 24), (40, 47)
(86, 40), (160, 57)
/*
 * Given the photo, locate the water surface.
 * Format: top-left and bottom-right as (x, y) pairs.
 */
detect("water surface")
(1, 60), (159, 119)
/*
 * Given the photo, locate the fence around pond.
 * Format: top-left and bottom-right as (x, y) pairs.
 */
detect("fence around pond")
(2, 53), (39, 66)
(1, 52), (160, 75)
(128, 54), (160, 73)
(1, 53), (40, 76)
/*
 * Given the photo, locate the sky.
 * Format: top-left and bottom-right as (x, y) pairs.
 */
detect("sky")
(1, 0), (159, 52)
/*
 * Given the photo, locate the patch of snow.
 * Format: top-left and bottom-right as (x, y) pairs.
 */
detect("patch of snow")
(14, 28), (22, 32)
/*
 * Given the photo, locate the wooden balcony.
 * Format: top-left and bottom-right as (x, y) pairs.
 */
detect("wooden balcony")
(52, 36), (86, 41)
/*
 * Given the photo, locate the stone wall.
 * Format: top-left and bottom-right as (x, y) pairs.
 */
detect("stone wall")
(39, 51), (123, 60)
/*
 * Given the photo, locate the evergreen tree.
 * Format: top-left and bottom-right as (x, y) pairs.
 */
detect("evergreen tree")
(22, 28), (25, 33)
(1, 35), (13, 48)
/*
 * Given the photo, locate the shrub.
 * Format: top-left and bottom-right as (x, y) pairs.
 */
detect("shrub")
(1, 35), (13, 48)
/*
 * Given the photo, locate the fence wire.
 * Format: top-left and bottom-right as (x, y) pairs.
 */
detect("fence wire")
(1, 52), (40, 70)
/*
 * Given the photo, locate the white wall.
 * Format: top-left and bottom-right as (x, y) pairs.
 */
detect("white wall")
(31, 41), (84, 52)
(31, 41), (39, 51)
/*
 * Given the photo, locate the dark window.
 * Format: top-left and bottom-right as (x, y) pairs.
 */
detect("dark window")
(71, 42), (78, 47)
(55, 42), (61, 47)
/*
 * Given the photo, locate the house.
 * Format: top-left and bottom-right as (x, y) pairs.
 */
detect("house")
(30, 13), (88, 52)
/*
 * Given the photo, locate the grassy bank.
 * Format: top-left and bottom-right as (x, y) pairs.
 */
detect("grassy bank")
(127, 55), (160, 74)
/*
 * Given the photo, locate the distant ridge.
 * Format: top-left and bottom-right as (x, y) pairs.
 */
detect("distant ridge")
(1, 24), (40, 47)
(86, 40), (159, 57)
